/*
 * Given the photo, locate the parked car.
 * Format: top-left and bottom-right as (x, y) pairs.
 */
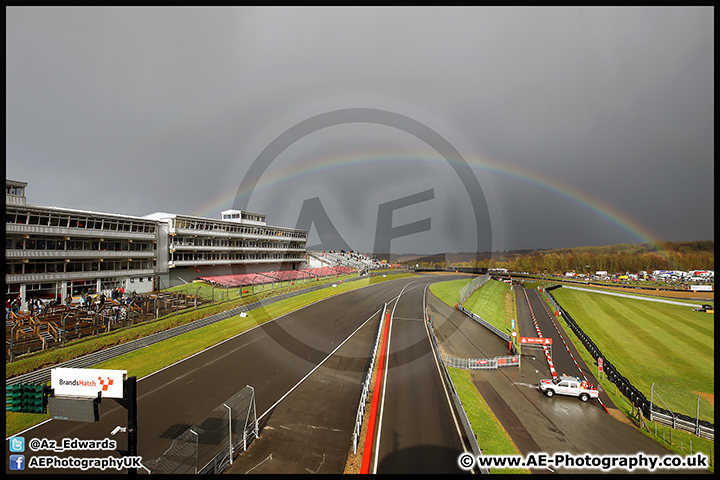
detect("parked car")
(538, 375), (599, 402)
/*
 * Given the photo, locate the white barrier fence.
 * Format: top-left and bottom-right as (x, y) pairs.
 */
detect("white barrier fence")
(443, 354), (521, 370)
(459, 274), (490, 305)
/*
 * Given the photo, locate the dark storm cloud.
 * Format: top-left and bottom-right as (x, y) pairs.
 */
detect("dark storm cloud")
(5, 7), (714, 253)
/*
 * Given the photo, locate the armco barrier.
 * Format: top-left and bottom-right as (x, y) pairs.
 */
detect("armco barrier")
(650, 405), (714, 441)
(456, 304), (513, 345)
(544, 285), (714, 440)
(351, 303), (387, 454)
(425, 308), (489, 474)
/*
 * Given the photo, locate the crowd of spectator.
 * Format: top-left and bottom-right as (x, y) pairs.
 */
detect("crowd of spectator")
(314, 250), (392, 272)
(6, 287), (140, 320)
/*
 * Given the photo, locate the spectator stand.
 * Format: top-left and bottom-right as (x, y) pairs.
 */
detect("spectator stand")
(309, 251), (390, 273)
(6, 291), (202, 362)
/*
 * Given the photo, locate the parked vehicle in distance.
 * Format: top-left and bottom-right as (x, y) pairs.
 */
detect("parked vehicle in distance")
(538, 375), (599, 402)
(693, 304), (714, 313)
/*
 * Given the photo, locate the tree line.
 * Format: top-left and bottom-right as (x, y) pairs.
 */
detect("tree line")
(439, 241), (714, 274)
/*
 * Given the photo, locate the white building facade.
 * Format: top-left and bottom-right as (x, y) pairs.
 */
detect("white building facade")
(144, 209), (307, 285)
(5, 180), (307, 311)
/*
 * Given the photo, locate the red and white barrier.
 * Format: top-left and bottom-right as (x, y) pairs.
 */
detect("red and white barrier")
(523, 289), (556, 378)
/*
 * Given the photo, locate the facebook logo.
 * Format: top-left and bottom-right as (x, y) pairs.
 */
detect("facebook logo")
(9, 436), (25, 452)
(9, 454), (25, 470)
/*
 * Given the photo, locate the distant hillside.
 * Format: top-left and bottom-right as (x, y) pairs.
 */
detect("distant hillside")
(375, 240), (714, 273)
(376, 249), (541, 265)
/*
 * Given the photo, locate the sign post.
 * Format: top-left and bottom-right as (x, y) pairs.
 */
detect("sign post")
(113, 376), (138, 475)
(49, 368), (137, 474)
(598, 357), (604, 380)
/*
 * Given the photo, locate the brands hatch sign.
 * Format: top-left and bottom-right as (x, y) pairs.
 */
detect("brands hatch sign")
(51, 368), (127, 399)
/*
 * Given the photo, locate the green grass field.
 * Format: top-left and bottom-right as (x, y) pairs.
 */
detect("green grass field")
(461, 280), (515, 334)
(447, 367), (529, 474)
(9, 274), (710, 470)
(166, 275), (336, 302)
(550, 287), (714, 423)
(429, 277), (515, 335)
(427, 278), (470, 308)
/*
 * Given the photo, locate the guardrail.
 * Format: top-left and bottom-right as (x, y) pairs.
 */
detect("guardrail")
(351, 303), (387, 454)
(456, 304), (513, 345)
(651, 406), (714, 441)
(425, 307), (489, 474)
(510, 273), (713, 293)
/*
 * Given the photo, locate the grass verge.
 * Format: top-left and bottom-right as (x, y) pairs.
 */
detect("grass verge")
(447, 367), (529, 474)
(558, 315), (715, 472)
(430, 278), (526, 474)
(429, 278), (515, 334)
(6, 273), (398, 379)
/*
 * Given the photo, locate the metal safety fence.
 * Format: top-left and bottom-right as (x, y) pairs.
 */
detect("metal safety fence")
(144, 385), (258, 474)
(458, 274), (490, 305)
(351, 303), (388, 454)
(443, 354), (521, 370)
(456, 304), (513, 345)
(650, 384), (714, 441)
(426, 314), (489, 474)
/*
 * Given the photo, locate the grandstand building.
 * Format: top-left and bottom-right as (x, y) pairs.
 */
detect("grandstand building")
(144, 210), (307, 284)
(5, 179), (307, 311)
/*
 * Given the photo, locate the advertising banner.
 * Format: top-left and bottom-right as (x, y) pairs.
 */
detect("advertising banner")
(690, 285), (712, 291)
(51, 368), (127, 399)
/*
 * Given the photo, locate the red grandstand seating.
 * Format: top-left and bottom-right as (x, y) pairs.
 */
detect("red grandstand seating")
(198, 273), (273, 287)
(199, 266), (354, 287)
(265, 270), (312, 282)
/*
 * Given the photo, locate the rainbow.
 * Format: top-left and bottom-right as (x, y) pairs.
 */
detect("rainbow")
(191, 150), (664, 248)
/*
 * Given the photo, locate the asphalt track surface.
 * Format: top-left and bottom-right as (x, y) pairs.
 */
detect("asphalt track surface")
(7, 277), (709, 475)
(6, 274), (468, 475)
(371, 280), (470, 474)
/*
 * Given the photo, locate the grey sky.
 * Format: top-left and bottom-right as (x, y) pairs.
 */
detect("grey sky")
(6, 7), (714, 256)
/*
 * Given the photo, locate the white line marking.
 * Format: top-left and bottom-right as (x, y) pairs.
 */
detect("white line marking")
(258, 308), (382, 422)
